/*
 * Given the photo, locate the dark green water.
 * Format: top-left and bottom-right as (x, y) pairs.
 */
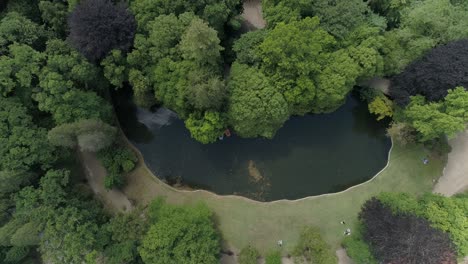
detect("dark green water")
(114, 91), (391, 201)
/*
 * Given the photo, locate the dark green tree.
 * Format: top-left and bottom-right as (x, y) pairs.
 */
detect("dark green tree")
(227, 63), (288, 138)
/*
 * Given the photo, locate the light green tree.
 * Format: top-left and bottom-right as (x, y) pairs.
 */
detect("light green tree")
(368, 95), (393, 121)
(185, 111), (226, 144)
(139, 201), (220, 264)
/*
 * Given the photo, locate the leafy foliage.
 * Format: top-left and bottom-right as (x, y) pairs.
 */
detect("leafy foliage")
(390, 39), (468, 105)
(378, 192), (468, 256)
(98, 146), (138, 189)
(368, 95), (393, 121)
(227, 63), (288, 138)
(139, 200), (220, 264)
(342, 225), (377, 264)
(48, 119), (117, 152)
(130, 0), (242, 33)
(0, 97), (56, 172)
(359, 197), (457, 264)
(68, 0), (136, 62)
(0, 12), (47, 54)
(185, 111), (226, 144)
(292, 226), (336, 264)
(382, 0), (468, 74)
(403, 88), (468, 141)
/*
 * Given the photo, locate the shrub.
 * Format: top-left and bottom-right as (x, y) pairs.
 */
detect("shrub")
(238, 245), (259, 264)
(98, 146), (138, 189)
(293, 226), (336, 264)
(386, 122), (417, 146)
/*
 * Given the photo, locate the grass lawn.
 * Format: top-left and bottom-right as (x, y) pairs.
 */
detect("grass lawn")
(122, 142), (444, 254)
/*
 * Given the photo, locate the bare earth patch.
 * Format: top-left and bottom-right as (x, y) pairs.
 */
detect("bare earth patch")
(433, 130), (468, 196)
(241, 0), (266, 30)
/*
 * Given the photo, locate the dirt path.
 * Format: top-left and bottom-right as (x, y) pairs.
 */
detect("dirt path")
(241, 0), (266, 30)
(433, 130), (468, 196)
(336, 248), (354, 264)
(79, 151), (133, 213)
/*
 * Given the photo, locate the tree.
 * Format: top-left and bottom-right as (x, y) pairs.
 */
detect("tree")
(129, 0), (241, 33)
(238, 245), (259, 264)
(186, 71), (226, 111)
(368, 95), (393, 121)
(68, 0), (136, 62)
(38, 0), (69, 36)
(378, 192), (468, 256)
(359, 197), (457, 264)
(104, 208), (148, 264)
(232, 29), (267, 66)
(304, 0), (374, 39)
(48, 119), (117, 152)
(185, 111), (226, 144)
(0, 171), (35, 195)
(101, 49), (128, 88)
(227, 63), (289, 138)
(40, 206), (106, 264)
(179, 18), (223, 68)
(390, 39), (468, 105)
(258, 17), (335, 115)
(35, 87), (112, 124)
(139, 201), (220, 264)
(0, 44), (44, 103)
(404, 95), (466, 142)
(382, 0), (468, 75)
(368, 0), (412, 29)
(292, 227), (336, 264)
(98, 146), (138, 189)
(0, 12), (47, 54)
(0, 97), (56, 172)
(444, 87), (468, 121)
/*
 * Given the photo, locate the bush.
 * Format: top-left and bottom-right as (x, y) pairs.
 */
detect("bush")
(239, 245), (259, 264)
(293, 226), (336, 264)
(98, 146), (138, 189)
(386, 122), (417, 146)
(265, 251), (281, 264)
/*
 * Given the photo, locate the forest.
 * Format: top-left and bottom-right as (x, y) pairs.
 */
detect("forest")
(0, 0), (467, 263)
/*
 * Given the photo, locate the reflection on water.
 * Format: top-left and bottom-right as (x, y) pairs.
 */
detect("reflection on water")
(113, 88), (392, 201)
(136, 107), (177, 129)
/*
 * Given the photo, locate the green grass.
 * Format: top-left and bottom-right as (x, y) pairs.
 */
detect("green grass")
(123, 142), (444, 254)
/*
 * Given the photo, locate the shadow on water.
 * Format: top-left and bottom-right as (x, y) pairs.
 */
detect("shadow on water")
(112, 87), (392, 201)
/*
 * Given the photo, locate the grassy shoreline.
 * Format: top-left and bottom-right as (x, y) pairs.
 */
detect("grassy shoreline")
(120, 139), (444, 254)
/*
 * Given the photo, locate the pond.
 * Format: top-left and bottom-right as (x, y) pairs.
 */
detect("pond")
(113, 89), (391, 201)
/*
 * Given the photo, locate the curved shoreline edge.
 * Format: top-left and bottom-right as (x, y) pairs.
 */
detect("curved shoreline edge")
(122, 130), (394, 204)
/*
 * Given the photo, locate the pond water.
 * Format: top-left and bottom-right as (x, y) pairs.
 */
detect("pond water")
(113, 90), (391, 201)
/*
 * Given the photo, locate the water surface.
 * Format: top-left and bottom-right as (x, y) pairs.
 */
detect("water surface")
(114, 91), (391, 201)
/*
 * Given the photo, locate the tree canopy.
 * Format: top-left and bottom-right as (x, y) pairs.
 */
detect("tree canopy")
(139, 200), (220, 264)
(68, 0), (136, 62)
(359, 197), (457, 264)
(390, 39), (468, 106)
